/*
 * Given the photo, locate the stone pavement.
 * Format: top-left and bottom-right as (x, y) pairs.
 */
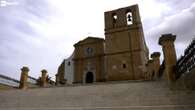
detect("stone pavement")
(0, 81), (195, 110)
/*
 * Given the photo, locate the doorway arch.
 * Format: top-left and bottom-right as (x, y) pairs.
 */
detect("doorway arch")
(85, 72), (94, 83)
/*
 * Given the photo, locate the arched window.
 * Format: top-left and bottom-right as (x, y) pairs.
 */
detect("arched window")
(85, 47), (93, 56)
(126, 10), (133, 25)
(112, 13), (117, 24)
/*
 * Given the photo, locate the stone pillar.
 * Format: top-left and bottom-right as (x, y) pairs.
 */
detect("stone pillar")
(151, 52), (161, 79)
(159, 34), (177, 82)
(41, 69), (47, 87)
(147, 60), (154, 80)
(19, 66), (29, 89)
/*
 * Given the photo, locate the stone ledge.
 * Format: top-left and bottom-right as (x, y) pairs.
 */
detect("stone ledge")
(159, 34), (176, 45)
(151, 52), (161, 58)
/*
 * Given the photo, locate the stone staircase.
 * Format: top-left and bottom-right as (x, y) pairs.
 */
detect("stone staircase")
(0, 80), (195, 110)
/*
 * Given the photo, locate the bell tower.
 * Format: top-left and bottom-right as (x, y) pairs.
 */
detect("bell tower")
(105, 4), (149, 81)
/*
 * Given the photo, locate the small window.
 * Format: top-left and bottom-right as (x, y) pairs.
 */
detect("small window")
(68, 62), (71, 66)
(122, 64), (127, 69)
(85, 47), (93, 56)
(112, 13), (117, 24)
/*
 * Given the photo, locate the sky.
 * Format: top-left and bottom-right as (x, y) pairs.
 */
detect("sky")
(0, 0), (195, 80)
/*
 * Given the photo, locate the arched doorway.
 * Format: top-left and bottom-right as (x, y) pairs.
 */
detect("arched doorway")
(86, 72), (94, 83)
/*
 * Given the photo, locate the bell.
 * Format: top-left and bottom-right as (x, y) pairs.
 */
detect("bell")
(127, 14), (132, 21)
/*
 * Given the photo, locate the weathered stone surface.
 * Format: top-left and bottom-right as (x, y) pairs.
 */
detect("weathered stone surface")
(56, 5), (150, 84)
(0, 81), (195, 110)
(151, 52), (160, 58)
(73, 37), (105, 83)
(41, 69), (47, 87)
(151, 52), (161, 79)
(159, 34), (177, 83)
(56, 60), (66, 84)
(146, 60), (154, 80)
(105, 4), (149, 81)
(19, 66), (29, 89)
(173, 68), (195, 90)
(159, 34), (176, 45)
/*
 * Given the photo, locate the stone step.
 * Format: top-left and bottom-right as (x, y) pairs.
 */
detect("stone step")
(1, 105), (195, 110)
(0, 81), (195, 110)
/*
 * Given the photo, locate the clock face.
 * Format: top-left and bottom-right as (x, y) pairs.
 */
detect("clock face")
(85, 47), (93, 56)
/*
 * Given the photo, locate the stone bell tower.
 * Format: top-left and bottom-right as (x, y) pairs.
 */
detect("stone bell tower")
(104, 4), (149, 81)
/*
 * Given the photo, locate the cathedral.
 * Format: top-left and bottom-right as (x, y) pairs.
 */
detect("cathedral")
(56, 4), (151, 84)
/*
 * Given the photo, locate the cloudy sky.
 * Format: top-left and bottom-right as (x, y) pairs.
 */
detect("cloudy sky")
(0, 0), (195, 80)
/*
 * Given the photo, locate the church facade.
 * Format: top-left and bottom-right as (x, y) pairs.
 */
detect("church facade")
(56, 4), (150, 84)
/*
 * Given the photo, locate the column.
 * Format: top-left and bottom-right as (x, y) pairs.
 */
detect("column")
(159, 34), (177, 82)
(151, 52), (161, 79)
(41, 69), (47, 87)
(19, 66), (29, 89)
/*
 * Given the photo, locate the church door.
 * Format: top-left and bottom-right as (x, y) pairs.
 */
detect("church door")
(86, 72), (94, 83)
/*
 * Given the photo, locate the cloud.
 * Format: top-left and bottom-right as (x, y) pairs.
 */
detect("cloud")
(0, 0), (61, 79)
(144, 1), (195, 59)
(0, 0), (194, 80)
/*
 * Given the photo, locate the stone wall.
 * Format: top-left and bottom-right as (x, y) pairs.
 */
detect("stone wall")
(105, 5), (149, 81)
(56, 60), (66, 84)
(172, 68), (195, 90)
(73, 37), (105, 83)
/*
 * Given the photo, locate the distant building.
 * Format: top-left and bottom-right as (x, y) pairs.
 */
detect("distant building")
(176, 38), (195, 78)
(56, 52), (74, 85)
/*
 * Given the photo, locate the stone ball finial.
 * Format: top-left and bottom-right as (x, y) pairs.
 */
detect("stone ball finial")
(151, 52), (161, 58)
(21, 66), (29, 72)
(41, 69), (47, 74)
(159, 33), (176, 45)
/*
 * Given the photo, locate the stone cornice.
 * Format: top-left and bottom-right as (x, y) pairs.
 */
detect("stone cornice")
(159, 34), (176, 45)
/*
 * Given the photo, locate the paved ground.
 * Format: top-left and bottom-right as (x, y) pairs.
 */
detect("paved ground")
(0, 80), (195, 110)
